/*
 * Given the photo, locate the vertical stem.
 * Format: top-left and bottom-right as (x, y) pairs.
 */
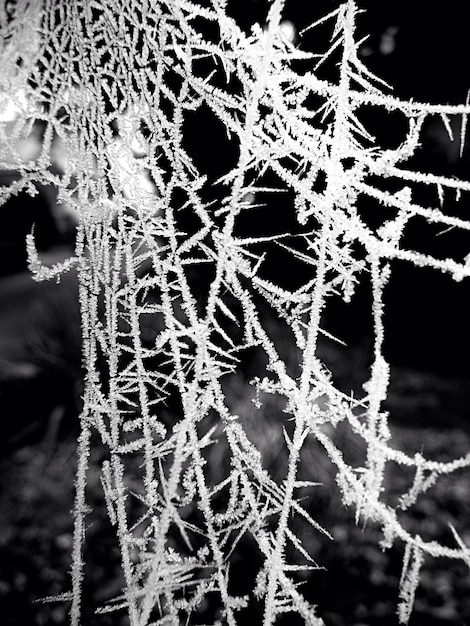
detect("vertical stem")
(263, 232), (328, 625)
(70, 421), (91, 626)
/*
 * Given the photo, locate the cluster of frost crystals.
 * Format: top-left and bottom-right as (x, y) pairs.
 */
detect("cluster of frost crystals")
(1, 1), (470, 624)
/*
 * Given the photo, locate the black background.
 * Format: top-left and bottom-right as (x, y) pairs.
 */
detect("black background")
(221, 1), (470, 376)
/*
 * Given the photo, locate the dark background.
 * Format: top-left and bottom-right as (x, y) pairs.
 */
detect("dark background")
(224, 0), (470, 377)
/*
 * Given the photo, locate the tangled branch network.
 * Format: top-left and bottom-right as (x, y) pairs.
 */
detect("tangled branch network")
(1, 0), (470, 624)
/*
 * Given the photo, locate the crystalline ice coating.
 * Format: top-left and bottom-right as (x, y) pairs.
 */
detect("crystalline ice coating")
(2, 1), (470, 624)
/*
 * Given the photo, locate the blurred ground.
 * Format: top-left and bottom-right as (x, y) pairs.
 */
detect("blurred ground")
(0, 248), (469, 626)
(0, 336), (469, 624)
